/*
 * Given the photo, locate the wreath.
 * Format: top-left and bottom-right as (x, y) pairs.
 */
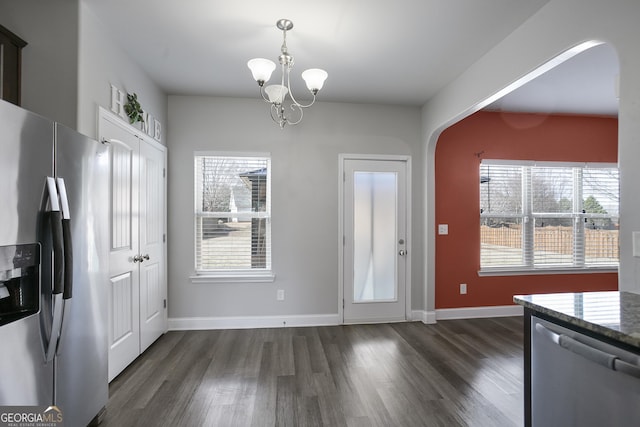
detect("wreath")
(124, 93), (144, 124)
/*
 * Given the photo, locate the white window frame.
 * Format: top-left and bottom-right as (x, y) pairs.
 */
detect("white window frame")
(479, 159), (619, 276)
(190, 151), (274, 283)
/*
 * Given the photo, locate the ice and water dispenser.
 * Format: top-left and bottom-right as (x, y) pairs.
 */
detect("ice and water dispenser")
(0, 244), (40, 327)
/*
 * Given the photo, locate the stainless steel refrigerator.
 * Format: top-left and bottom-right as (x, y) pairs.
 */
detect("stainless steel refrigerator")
(0, 99), (109, 426)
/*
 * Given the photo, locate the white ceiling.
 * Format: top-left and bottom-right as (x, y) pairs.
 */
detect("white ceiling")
(486, 43), (619, 116)
(82, 0), (618, 115)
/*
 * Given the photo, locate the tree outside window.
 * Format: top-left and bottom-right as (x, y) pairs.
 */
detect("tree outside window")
(480, 161), (619, 271)
(195, 155), (271, 273)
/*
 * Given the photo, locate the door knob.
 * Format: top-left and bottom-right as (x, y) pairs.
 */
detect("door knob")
(133, 254), (150, 263)
(399, 249), (406, 256)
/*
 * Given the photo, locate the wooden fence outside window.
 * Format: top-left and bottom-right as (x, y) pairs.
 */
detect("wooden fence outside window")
(480, 225), (619, 260)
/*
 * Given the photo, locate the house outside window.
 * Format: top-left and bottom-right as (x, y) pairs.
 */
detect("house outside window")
(480, 160), (619, 273)
(194, 153), (272, 280)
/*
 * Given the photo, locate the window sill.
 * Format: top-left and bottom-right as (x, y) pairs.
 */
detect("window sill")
(478, 266), (618, 277)
(190, 271), (276, 284)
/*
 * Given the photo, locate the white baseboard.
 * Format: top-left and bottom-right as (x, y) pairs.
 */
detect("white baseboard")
(411, 310), (437, 324)
(168, 306), (522, 331)
(435, 305), (523, 320)
(168, 313), (341, 331)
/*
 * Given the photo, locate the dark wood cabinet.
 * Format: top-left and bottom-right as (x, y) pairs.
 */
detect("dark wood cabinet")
(0, 24), (27, 106)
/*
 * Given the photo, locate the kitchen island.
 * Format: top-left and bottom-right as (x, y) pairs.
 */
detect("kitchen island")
(514, 291), (640, 427)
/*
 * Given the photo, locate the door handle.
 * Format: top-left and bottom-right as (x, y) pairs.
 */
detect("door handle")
(44, 177), (64, 362)
(56, 178), (73, 300)
(133, 254), (150, 263)
(399, 249), (406, 256)
(535, 322), (618, 370)
(614, 358), (640, 379)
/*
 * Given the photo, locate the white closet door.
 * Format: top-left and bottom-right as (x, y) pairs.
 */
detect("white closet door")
(139, 139), (166, 352)
(102, 119), (141, 382)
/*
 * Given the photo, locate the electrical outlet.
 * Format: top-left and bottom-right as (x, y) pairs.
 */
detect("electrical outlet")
(438, 224), (449, 235)
(277, 289), (285, 301)
(460, 283), (467, 294)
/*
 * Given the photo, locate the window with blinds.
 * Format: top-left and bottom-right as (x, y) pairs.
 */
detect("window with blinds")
(194, 154), (271, 274)
(480, 160), (619, 272)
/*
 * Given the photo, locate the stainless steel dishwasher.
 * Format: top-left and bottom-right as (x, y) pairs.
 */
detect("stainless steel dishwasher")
(531, 316), (640, 427)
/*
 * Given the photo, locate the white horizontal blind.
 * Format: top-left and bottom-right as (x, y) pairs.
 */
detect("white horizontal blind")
(531, 167), (574, 266)
(581, 167), (619, 265)
(480, 164), (525, 268)
(194, 155), (271, 273)
(480, 160), (618, 271)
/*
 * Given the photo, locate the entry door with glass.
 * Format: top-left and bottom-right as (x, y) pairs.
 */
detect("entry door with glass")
(343, 158), (408, 323)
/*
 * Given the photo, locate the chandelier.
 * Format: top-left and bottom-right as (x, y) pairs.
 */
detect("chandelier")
(247, 19), (328, 128)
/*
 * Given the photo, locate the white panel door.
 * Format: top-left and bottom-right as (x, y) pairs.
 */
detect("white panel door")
(139, 139), (166, 351)
(343, 159), (408, 323)
(102, 120), (141, 382)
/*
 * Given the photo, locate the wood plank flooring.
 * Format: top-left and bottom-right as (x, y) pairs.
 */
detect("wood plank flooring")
(100, 317), (524, 427)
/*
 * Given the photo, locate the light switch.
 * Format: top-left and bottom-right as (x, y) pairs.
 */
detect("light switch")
(438, 224), (449, 235)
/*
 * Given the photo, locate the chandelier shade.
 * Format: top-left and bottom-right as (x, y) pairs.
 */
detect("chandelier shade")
(247, 58), (276, 84)
(247, 19), (328, 128)
(301, 69), (328, 93)
(264, 85), (288, 104)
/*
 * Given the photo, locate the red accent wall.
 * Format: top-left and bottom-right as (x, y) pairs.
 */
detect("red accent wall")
(435, 111), (618, 309)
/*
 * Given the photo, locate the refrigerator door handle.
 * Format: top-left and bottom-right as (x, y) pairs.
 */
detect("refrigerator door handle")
(46, 177), (61, 212)
(46, 177), (64, 296)
(54, 178), (73, 357)
(45, 177), (65, 362)
(46, 294), (64, 362)
(56, 178), (73, 300)
(56, 177), (71, 220)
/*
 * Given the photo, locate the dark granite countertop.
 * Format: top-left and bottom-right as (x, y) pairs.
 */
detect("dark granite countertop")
(514, 291), (640, 350)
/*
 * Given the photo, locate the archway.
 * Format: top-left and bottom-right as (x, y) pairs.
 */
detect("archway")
(430, 42), (620, 320)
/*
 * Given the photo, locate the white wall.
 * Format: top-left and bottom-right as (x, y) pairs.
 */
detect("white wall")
(422, 0), (640, 316)
(0, 0), (167, 140)
(0, 0), (79, 128)
(77, 2), (167, 142)
(167, 96), (422, 325)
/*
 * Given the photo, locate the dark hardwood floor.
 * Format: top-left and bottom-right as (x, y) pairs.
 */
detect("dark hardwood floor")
(100, 317), (524, 426)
